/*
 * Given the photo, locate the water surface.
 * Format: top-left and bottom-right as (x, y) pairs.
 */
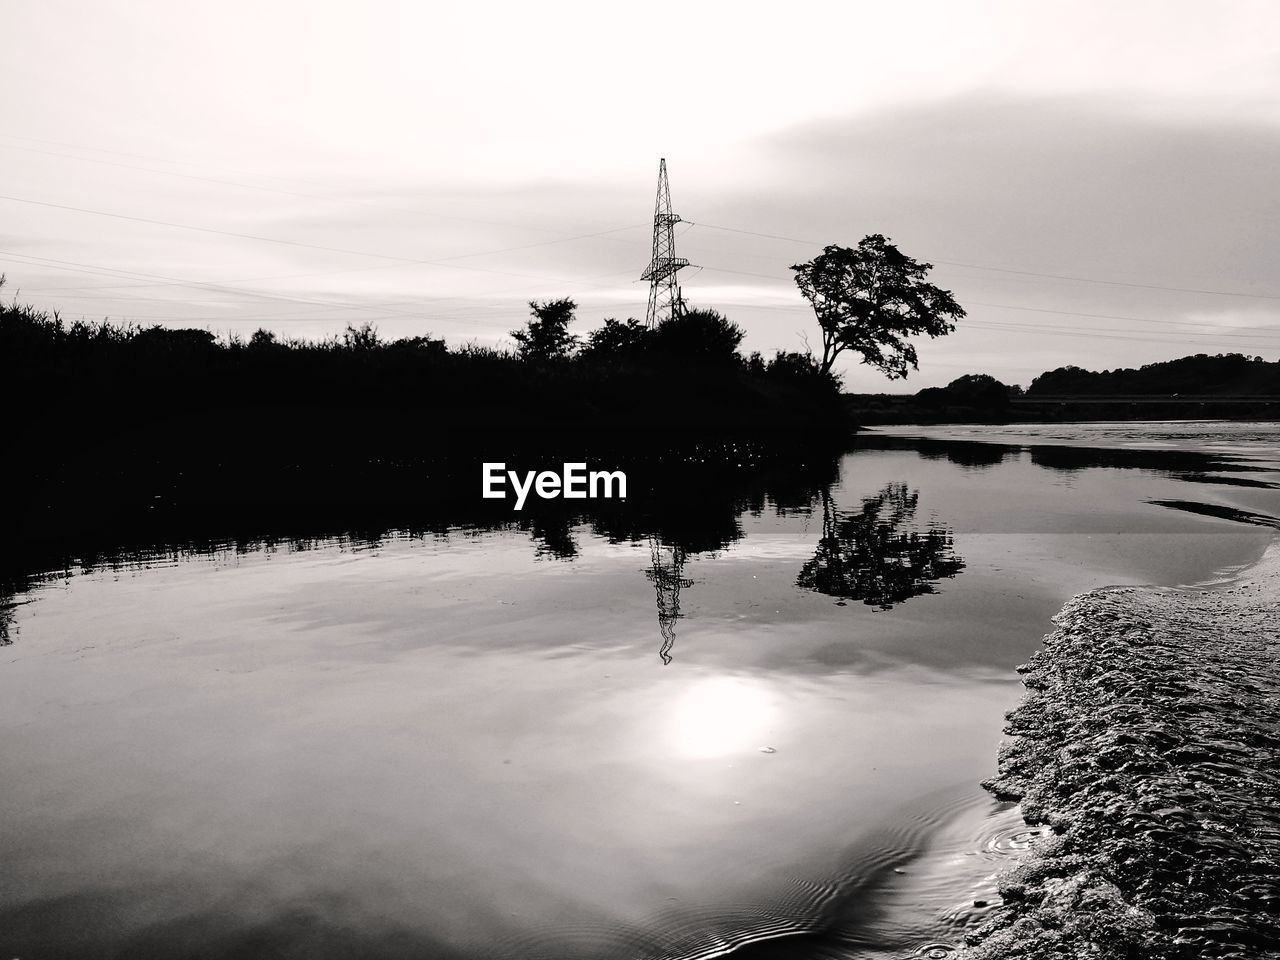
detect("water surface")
(2, 422), (1277, 959)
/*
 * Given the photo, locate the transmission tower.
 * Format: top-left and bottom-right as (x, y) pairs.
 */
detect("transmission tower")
(640, 158), (690, 327)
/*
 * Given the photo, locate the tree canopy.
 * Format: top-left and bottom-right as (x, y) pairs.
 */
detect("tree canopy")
(511, 297), (578, 362)
(581, 317), (648, 361)
(649, 307), (745, 364)
(1028, 353), (1279, 397)
(791, 235), (965, 378)
(916, 373), (1013, 409)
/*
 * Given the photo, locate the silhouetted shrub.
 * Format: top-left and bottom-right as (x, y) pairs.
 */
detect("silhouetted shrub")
(916, 374), (1010, 408)
(649, 307), (744, 363)
(340, 322), (381, 351)
(249, 329), (278, 349)
(133, 327), (218, 357)
(766, 350), (826, 382)
(511, 298), (578, 362)
(581, 317), (649, 362)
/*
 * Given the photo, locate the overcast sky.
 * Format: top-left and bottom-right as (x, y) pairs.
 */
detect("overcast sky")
(4, 0), (1278, 389)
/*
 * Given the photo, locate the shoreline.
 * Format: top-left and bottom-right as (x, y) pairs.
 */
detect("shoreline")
(962, 540), (1280, 959)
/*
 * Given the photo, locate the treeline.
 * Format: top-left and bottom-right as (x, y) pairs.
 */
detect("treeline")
(1027, 353), (1280, 396)
(911, 353), (1280, 408)
(0, 292), (839, 429)
(2, 285), (847, 518)
(846, 357), (1280, 426)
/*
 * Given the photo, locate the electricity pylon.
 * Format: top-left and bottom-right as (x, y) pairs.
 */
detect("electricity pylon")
(640, 158), (690, 328)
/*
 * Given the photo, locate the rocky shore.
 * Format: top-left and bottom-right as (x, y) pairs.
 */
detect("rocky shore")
(964, 547), (1280, 959)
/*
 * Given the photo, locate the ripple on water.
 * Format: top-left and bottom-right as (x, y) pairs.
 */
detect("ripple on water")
(982, 825), (1047, 857)
(902, 943), (958, 959)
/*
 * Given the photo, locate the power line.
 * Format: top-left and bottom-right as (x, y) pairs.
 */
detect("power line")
(964, 300), (1246, 332)
(0, 252), (416, 316)
(695, 266), (1280, 334)
(684, 220), (1280, 302)
(0, 251), (638, 326)
(0, 194), (648, 290)
(0, 134), (643, 239)
(12, 247), (1275, 350)
(8, 130), (1275, 304)
(708, 299), (1280, 343)
(4, 170), (1274, 352)
(963, 318), (1280, 344)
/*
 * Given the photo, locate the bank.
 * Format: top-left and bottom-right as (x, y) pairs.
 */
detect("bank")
(963, 543), (1280, 958)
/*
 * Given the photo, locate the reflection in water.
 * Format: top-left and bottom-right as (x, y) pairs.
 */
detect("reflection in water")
(526, 514), (581, 560)
(797, 484), (965, 610)
(858, 430), (1275, 479)
(647, 535), (692, 664)
(1146, 500), (1280, 529)
(672, 676), (777, 758)
(2, 427), (1278, 960)
(911, 438), (1011, 470)
(0, 599), (14, 646)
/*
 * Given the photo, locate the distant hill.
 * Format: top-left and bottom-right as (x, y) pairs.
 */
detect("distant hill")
(1028, 353), (1280, 397)
(841, 353), (1280, 425)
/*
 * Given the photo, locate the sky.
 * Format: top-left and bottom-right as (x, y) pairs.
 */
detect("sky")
(3, 0), (1279, 389)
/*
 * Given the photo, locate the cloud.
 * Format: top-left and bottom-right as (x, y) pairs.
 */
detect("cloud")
(746, 93), (1280, 290)
(7, 77), (1279, 384)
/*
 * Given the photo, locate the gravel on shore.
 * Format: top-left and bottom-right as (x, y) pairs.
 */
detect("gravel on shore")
(964, 547), (1280, 959)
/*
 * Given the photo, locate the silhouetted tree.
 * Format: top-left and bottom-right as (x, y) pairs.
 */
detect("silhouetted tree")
(511, 297), (578, 362)
(791, 236), (965, 379)
(796, 483), (964, 609)
(1028, 353), (1278, 397)
(582, 316), (648, 361)
(765, 350), (838, 389)
(649, 307), (744, 363)
(389, 335), (447, 357)
(249, 328), (278, 349)
(916, 373), (1011, 409)
(133, 326), (218, 356)
(341, 322), (381, 351)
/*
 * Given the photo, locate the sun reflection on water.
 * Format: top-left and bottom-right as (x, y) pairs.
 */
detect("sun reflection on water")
(670, 675), (779, 759)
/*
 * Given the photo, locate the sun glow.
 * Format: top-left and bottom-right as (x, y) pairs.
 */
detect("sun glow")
(670, 675), (779, 759)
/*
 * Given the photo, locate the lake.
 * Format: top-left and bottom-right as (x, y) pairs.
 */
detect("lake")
(2, 422), (1277, 960)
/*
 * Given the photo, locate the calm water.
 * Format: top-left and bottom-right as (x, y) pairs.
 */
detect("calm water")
(2, 423), (1278, 960)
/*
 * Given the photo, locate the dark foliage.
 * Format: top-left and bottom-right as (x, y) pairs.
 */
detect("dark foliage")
(511, 297), (579, 362)
(763, 350), (825, 382)
(791, 236), (965, 378)
(648, 307), (745, 364)
(581, 317), (649, 361)
(796, 483), (965, 609)
(916, 373), (1012, 408)
(0, 280), (848, 526)
(1028, 354), (1280, 397)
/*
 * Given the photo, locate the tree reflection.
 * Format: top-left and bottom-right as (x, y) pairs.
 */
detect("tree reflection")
(797, 483), (964, 609)
(525, 513), (579, 560)
(0, 597), (18, 646)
